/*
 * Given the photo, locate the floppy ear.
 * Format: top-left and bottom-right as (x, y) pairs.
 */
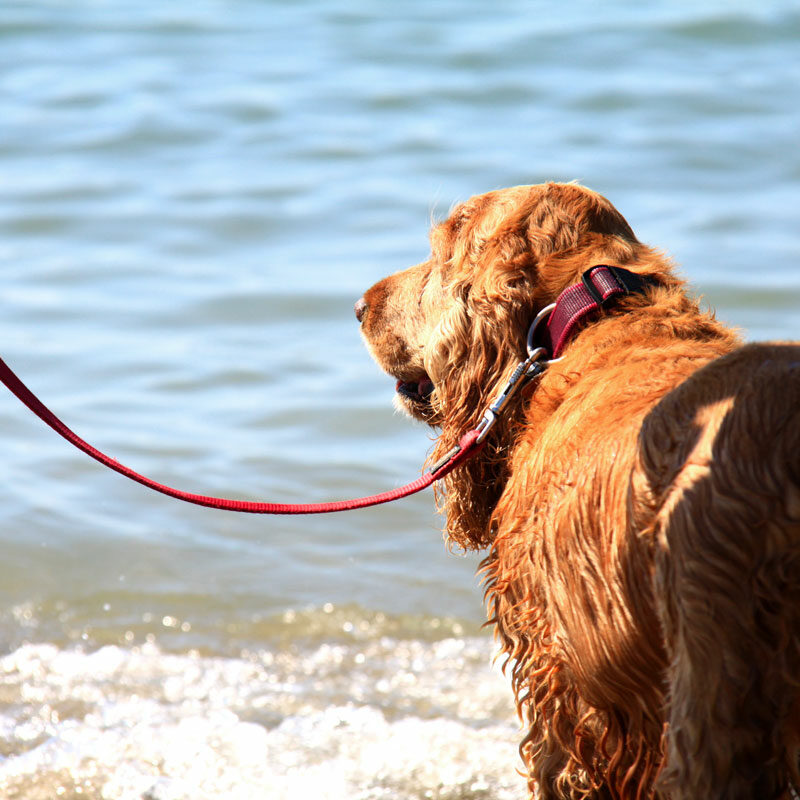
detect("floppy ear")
(425, 238), (538, 550)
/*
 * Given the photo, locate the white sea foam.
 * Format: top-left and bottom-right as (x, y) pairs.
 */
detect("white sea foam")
(0, 638), (523, 800)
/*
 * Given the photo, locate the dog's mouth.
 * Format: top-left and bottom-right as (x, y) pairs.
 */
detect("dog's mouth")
(395, 375), (435, 416)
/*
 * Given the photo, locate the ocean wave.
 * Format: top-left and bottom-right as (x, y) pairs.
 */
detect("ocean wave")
(0, 638), (521, 800)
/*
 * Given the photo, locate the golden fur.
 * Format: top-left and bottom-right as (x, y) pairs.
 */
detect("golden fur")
(358, 182), (800, 799)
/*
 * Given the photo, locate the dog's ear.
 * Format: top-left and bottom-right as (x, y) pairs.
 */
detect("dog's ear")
(424, 238), (537, 550)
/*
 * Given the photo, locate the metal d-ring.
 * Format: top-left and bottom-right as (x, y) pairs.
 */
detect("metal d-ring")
(526, 302), (556, 358)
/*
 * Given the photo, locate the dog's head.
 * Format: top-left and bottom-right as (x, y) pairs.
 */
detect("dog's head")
(357, 182), (660, 547)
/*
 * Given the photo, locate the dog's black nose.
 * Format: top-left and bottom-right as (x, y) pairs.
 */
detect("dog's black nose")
(354, 297), (368, 322)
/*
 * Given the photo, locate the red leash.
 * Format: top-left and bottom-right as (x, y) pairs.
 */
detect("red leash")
(0, 267), (652, 515)
(0, 355), (482, 514)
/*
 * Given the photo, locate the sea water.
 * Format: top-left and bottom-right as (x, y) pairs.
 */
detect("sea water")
(1, 1), (799, 798)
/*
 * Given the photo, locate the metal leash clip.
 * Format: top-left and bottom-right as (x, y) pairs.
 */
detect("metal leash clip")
(475, 345), (549, 444)
(474, 304), (558, 445)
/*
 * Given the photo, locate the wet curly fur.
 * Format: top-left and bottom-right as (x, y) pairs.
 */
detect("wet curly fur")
(358, 182), (800, 799)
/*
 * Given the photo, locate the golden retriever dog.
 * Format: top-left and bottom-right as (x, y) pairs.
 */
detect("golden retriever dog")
(356, 182), (800, 799)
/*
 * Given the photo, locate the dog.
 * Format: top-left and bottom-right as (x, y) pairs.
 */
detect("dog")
(356, 182), (800, 799)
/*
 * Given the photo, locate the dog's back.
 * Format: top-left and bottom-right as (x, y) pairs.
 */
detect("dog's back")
(639, 343), (800, 799)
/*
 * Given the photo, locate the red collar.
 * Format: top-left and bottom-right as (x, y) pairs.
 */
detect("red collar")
(532, 265), (658, 359)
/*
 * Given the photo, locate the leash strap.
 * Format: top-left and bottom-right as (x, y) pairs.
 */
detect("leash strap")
(0, 355), (482, 514)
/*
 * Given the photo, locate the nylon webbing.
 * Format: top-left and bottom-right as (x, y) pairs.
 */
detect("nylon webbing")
(0, 355), (481, 514)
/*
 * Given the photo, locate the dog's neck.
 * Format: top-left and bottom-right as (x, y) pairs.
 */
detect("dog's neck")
(437, 265), (662, 551)
(439, 265), (739, 551)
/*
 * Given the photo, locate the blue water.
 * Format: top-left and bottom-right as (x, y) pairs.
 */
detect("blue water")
(1, 2), (799, 798)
